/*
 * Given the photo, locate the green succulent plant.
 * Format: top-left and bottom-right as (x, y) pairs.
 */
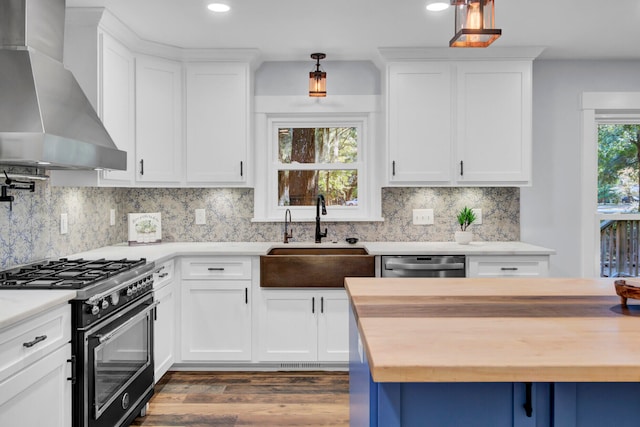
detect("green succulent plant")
(456, 206), (476, 231)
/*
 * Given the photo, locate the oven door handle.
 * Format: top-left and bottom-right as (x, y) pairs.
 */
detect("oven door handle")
(95, 301), (159, 345)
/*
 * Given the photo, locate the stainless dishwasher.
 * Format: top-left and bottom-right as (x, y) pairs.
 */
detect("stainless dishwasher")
(381, 255), (466, 277)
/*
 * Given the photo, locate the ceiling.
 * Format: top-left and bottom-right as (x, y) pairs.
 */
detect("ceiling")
(66, 0), (640, 62)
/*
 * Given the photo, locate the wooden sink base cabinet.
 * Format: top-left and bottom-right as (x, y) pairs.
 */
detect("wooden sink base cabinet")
(346, 277), (640, 427)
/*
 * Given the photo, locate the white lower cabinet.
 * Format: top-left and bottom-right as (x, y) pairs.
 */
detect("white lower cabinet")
(258, 289), (349, 363)
(153, 260), (176, 380)
(466, 255), (550, 277)
(180, 257), (252, 362)
(0, 304), (72, 427)
(0, 344), (71, 427)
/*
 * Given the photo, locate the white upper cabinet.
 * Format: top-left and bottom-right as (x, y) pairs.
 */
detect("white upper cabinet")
(386, 57), (534, 186)
(185, 62), (250, 185)
(100, 32), (136, 184)
(388, 62), (452, 184)
(455, 61), (532, 184)
(135, 55), (183, 183)
(56, 9), (257, 188)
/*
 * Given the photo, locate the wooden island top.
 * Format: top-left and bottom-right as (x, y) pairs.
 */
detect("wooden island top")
(345, 277), (640, 383)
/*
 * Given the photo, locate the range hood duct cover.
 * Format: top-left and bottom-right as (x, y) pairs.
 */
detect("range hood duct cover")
(0, 0), (126, 171)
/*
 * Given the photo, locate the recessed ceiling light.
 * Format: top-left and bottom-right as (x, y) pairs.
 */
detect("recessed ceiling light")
(207, 3), (230, 13)
(426, 1), (450, 12)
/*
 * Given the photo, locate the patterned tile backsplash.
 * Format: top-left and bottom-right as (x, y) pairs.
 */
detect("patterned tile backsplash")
(0, 180), (519, 269)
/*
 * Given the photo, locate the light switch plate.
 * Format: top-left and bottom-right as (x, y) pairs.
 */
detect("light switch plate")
(195, 209), (206, 225)
(472, 208), (482, 225)
(60, 213), (68, 234)
(413, 209), (434, 225)
(110, 209), (116, 226)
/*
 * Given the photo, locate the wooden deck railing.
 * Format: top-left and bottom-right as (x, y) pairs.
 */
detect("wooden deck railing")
(601, 219), (640, 277)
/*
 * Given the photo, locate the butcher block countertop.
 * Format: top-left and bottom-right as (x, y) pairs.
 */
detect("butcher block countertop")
(345, 277), (640, 383)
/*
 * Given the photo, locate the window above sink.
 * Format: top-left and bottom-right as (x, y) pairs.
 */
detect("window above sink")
(253, 112), (382, 222)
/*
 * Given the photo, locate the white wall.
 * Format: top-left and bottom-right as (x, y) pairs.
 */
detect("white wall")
(522, 60), (640, 277)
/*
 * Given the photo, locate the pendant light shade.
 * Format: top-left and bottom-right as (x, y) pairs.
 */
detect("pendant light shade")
(450, 0), (501, 48)
(309, 53), (326, 97)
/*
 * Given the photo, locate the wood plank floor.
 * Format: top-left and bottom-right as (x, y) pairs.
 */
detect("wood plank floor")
(130, 371), (349, 427)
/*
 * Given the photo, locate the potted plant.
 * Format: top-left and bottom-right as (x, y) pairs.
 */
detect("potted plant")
(455, 206), (476, 245)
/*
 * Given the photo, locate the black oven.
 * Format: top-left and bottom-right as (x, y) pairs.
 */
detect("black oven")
(75, 293), (156, 427)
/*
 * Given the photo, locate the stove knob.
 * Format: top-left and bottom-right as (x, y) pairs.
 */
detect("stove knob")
(88, 305), (99, 315)
(126, 287), (133, 296)
(101, 299), (109, 310)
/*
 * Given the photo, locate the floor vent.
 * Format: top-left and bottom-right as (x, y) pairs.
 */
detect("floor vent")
(279, 362), (322, 369)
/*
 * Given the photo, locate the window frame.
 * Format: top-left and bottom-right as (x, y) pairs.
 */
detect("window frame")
(253, 113), (380, 222)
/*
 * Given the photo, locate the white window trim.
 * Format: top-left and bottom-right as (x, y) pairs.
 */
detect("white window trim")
(253, 95), (383, 222)
(580, 92), (640, 277)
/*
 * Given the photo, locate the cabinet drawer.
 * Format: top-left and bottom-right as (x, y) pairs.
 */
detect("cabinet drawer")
(153, 259), (174, 290)
(181, 257), (252, 280)
(0, 304), (71, 382)
(467, 256), (549, 278)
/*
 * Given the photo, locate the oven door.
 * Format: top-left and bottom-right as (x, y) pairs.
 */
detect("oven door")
(83, 294), (156, 427)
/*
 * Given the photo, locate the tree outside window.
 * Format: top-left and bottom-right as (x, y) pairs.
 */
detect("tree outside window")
(598, 124), (640, 213)
(277, 127), (359, 207)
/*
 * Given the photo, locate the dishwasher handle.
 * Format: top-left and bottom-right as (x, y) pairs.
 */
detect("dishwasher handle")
(384, 261), (465, 271)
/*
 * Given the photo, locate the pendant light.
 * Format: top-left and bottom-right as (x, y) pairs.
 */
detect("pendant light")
(449, 0), (501, 48)
(309, 53), (327, 97)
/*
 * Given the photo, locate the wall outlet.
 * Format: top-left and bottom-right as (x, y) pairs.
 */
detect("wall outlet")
(110, 208), (116, 226)
(195, 209), (206, 225)
(60, 213), (68, 234)
(472, 208), (482, 225)
(413, 209), (434, 225)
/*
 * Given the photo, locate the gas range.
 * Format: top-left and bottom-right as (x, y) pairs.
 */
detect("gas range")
(0, 258), (154, 296)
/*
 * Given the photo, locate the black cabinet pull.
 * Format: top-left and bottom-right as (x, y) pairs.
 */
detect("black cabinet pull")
(312, 297), (315, 313)
(240, 161), (243, 177)
(67, 355), (76, 384)
(460, 160), (464, 176)
(208, 267), (225, 271)
(523, 382), (533, 417)
(392, 160), (396, 176)
(23, 335), (47, 348)
(321, 297), (324, 313)
(140, 159), (144, 176)
(501, 267), (519, 271)
(245, 287), (248, 304)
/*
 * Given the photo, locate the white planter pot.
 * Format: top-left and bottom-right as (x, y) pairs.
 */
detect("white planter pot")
(455, 230), (473, 245)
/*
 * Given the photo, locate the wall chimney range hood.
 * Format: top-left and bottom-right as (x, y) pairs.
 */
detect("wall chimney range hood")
(0, 0), (126, 171)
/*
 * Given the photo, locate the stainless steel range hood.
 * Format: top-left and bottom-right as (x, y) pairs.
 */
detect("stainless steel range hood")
(0, 0), (126, 171)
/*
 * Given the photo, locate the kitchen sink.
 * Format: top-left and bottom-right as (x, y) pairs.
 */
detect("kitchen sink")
(260, 246), (375, 288)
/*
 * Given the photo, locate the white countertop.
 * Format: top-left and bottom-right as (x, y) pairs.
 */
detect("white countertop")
(70, 240), (555, 263)
(1, 241), (553, 331)
(0, 290), (76, 330)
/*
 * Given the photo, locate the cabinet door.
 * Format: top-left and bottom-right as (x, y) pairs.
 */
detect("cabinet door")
(181, 280), (251, 361)
(258, 290), (317, 362)
(100, 32), (135, 183)
(0, 344), (71, 427)
(456, 61), (532, 184)
(136, 55), (183, 183)
(388, 62), (452, 184)
(185, 62), (249, 184)
(154, 280), (176, 381)
(317, 290), (349, 362)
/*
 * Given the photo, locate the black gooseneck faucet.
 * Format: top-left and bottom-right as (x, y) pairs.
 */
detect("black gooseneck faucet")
(315, 194), (328, 243)
(283, 208), (293, 243)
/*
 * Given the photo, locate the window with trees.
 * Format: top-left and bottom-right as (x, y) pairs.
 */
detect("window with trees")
(277, 126), (359, 207)
(253, 115), (376, 222)
(598, 123), (640, 213)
